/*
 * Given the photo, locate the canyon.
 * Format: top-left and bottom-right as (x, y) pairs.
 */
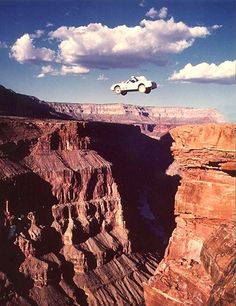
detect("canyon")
(0, 85), (235, 306)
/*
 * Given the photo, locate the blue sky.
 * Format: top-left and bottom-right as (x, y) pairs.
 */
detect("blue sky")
(0, 0), (235, 122)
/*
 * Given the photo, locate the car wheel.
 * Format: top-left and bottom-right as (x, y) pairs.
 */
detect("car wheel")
(138, 84), (146, 93)
(145, 88), (151, 94)
(121, 91), (127, 96)
(114, 86), (121, 94)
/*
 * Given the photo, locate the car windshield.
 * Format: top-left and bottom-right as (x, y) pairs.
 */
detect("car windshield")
(128, 77), (138, 83)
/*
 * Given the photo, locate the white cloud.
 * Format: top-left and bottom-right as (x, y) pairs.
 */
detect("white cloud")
(0, 41), (8, 48)
(97, 73), (108, 80)
(60, 65), (89, 75)
(139, 0), (146, 7)
(211, 24), (222, 30)
(169, 60), (236, 84)
(158, 7), (168, 19)
(46, 22), (54, 28)
(145, 7), (168, 20)
(10, 33), (55, 64)
(145, 7), (158, 19)
(31, 29), (44, 39)
(11, 18), (220, 77)
(37, 64), (89, 78)
(37, 65), (57, 78)
(49, 18), (211, 69)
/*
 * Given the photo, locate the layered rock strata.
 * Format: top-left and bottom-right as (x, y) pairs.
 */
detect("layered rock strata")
(0, 117), (165, 306)
(144, 123), (236, 305)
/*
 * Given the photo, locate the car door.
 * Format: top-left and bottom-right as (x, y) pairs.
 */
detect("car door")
(126, 80), (137, 90)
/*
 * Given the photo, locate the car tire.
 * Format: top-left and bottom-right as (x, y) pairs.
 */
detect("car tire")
(121, 91), (127, 96)
(145, 88), (151, 94)
(138, 84), (146, 93)
(114, 86), (121, 94)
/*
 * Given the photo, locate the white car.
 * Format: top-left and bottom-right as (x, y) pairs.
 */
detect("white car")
(110, 76), (157, 95)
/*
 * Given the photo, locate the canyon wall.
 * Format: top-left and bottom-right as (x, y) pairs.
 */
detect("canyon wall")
(50, 102), (225, 137)
(0, 117), (170, 306)
(50, 102), (225, 124)
(144, 123), (236, 306)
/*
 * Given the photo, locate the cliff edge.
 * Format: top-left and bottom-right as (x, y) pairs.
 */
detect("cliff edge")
(144, 123), (236, 306)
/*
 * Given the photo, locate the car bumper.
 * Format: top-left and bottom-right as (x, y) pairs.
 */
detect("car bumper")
(151, 82), (157, 89)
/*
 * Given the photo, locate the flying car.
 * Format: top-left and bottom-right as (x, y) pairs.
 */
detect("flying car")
(110, 76), (157, 95)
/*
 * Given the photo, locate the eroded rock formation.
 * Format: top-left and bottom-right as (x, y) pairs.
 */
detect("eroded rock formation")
(0, 117), (175, 305)
(144, 123), (236, 306)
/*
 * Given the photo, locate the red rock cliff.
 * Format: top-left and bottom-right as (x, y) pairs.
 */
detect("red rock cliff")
(0, 117), (160, 306)
(144, 123), (236, 306)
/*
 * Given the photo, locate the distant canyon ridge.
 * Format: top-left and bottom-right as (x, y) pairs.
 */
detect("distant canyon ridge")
(0, 85), (224, 138)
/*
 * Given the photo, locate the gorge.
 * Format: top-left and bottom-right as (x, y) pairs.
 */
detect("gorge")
(0, 85), (235, 306)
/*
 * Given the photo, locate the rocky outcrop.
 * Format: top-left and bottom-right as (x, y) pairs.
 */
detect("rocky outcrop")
(144, 123), (236, 305)
(201, 223), (236, 305)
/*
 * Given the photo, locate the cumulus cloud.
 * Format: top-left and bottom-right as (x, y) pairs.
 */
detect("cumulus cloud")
(10, 18), (221, 77)
(0, 41), (8, 48)
(31, 29), (44, 39)
(158, 7), (168, 19)
(37, 64), (89, 78)
(145, 7), (158, 19)
(49, 18), (211, 69)
(211, 24), (222, 30)
(97, 73), (108, 80)
(169, 60), (236, 84)
(10, 33), (55, 64)
(37, 65), (57, 78)
(60, 65), (89, 75)
(145, 7), (168, 19)
(46, 22), (54, 28)
(139, 0), (146, 7)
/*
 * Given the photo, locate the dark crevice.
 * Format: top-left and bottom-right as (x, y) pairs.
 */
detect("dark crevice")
(58, 255), (89, 306)
(86, 170), (98, 201)
(86, 122), (180, 256)
(0, 173), (57, 226)
(222, 170), (236, 177)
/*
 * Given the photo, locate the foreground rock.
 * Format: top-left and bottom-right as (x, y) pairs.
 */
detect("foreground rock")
(144, 123), (236, 306)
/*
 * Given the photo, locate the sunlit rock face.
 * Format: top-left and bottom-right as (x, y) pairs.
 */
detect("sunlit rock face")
(144, 123), (236, 306)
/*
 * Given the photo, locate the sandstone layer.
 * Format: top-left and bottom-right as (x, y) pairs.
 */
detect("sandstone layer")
(144, 123), (236, 306)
